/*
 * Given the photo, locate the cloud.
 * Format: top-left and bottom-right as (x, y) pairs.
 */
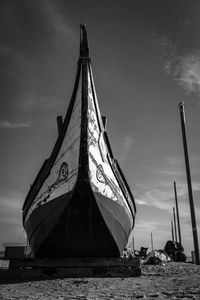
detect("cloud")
(175, 51), (200, 94)
(136, 188), (174, 210)
(27, 1), (77, 49)
(135, 220), (161, 231)
(0, 3), (77, 113)
(136, 181), (200, 213)
(0, 120), (31, 128)
(135, 155), (200, 214)
(39, 1), (76, 40)
(0, 189), (24, 209)
(150, 34), (200, 96)
(157, 170), (185, 176)
(32, 1), (78, 65)
(155, 156), (185, 177)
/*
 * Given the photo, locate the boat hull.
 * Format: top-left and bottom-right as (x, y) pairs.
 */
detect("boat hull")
(23, 25), (136, 258)
(25, 182), (133, 257)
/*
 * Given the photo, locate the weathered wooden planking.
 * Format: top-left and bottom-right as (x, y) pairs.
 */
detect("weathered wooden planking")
(1, 259), (141, 281)
(0, 257), (141, 281)
(9, 257), (140, 268)
(9, 257), (140, 269)
(0, 267), (141, 281)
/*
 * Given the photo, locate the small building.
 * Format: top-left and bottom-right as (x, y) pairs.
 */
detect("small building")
(3, 243), (29, 260)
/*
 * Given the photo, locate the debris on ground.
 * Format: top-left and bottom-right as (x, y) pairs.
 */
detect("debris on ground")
(134, 246), (148, 259)
(164, 240), (187, 262)
(144, 250), (171, 265)
(121, 248), (135, 259)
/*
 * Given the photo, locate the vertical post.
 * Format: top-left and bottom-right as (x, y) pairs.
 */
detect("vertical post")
(171, 220), (174, 242)
(56, 116), (63, 135)
(132, 235), (135, 253)
(174, 181), (182, 245)
(173, 207), (177, 242)
(179, 101), (200, 265)
(151, 232), (154, 251)
(102, 116), (107, 130)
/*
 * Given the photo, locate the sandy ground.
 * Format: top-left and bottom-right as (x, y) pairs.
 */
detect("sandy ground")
(0, 261), (200, 299)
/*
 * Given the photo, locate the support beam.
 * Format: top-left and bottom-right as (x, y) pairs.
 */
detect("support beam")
(102, 116), (107, 130)
(174, 181), (182, 245)
(179, 101), (200, 265)
(150, 232), (154, 251)
(171, 220), (174, 242)
(56, 116), (63, 135)
(173, 207), (177, 243)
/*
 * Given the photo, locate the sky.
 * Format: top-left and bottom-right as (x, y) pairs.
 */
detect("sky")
(0, 0), (200, 257)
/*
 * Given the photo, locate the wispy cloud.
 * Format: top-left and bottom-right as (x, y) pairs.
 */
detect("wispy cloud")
(157, 169), (185, 176)
(28, 1), (77, 56)
(39, 1), (76, 41)
(172, 51), (200, 95)
(135, 220), (161, 231)
(0, 188), (24, 207)
(0, 120), (31, 128)
(0, 2), (77, 113)
(175, 52), (200, 94)
(155, 156), (185, 177)
(136, 188), (174, 210)
(150, 34), (200, 97)
(136, 181), (200, 212)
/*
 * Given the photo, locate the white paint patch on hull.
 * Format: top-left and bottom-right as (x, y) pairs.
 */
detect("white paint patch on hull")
(87, 67), (133, 228)
(24, 69), (82, 225)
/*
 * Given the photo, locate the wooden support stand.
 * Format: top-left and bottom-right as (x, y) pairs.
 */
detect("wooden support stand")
(0, 257), (141, 281)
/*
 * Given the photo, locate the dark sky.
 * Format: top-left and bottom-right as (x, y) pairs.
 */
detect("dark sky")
(0, 0), (200, 254)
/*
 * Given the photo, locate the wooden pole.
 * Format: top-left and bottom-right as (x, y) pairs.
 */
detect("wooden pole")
(151, 232), (154, 251)
(179, 101), (200, 265)
(56, 116), (63, 135)
(132, 235), (135, 253)
(171, 220), (174, 242)
(174, 181), (182, 245)
(173, 207), (177, 242)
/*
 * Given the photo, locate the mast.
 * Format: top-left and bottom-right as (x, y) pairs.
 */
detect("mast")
(77, 24), (90, 180)
(171, 220), (174, 242)
(80, 24), (89, 58)
(150, 232), (154, 251)
(179, 101), (200, 265)
(173, 207), (177, 243)
(174, 181), (182, 245)
(56, 116), (63, 135)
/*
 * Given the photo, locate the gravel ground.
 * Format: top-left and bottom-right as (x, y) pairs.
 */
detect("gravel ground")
(0, 262), (200, 299)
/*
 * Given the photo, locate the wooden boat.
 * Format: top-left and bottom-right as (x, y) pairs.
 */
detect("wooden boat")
(22, 25), (136, 258)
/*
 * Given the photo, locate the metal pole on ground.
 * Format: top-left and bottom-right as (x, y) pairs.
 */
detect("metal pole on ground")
(179, 101), (200, 265)
(173, 207), (177, 242)
(151, 232), (154, 251)
(174, 181), (182, 245)
(132, 235), (135, 253)
(171, 220), (174, 242)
